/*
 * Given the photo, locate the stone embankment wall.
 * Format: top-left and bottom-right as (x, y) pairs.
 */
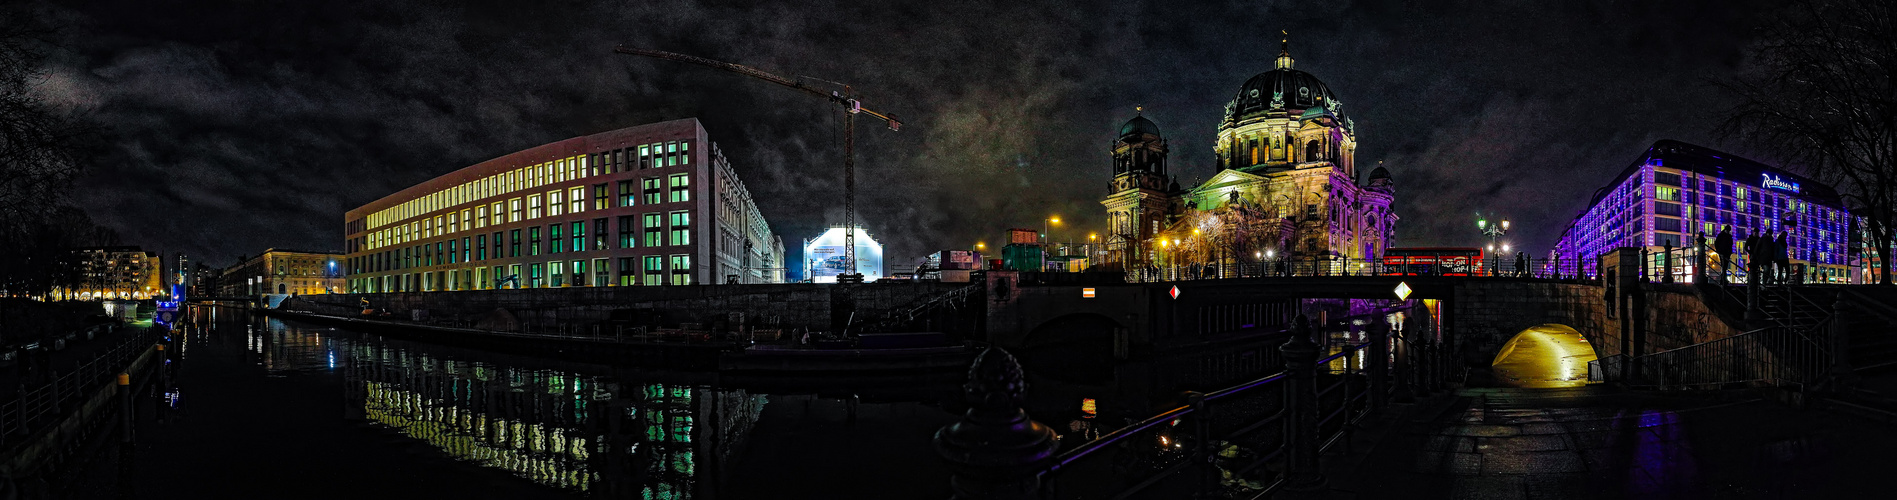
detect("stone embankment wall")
(282, 282), (970, 334)
(1449, 282), (1607, 358)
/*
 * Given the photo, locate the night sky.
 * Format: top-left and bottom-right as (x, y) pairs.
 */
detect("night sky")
(37, 0), (1783, 271)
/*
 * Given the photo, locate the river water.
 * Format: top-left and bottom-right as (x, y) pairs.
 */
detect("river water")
(80, 303), (1319, 499)
(102, 306), (968, 499)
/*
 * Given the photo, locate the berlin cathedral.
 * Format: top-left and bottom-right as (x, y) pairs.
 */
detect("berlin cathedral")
(1101, 40), (1397, 275)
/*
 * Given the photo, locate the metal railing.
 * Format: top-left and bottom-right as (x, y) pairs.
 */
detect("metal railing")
(1628, 325), (1831, 390)
(1122, 257), (1602, 283)
(0, 324), (160, 447)
(1038, 342), (1374, 499)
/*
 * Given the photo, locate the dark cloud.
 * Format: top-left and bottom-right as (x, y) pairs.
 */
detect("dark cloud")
(40, 0), (1781, 269)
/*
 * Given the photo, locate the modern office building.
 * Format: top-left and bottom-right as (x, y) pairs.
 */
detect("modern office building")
(342, 118), (786, 292)
(53, 246), (163, 300)
(216, 249), (346, 296)
(1553, 140), (1854, 283)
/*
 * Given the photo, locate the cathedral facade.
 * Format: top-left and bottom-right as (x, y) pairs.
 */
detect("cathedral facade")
(1102, 42), (1397, 275)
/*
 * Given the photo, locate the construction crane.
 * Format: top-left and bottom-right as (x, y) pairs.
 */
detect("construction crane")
(613, 46), (902, 283)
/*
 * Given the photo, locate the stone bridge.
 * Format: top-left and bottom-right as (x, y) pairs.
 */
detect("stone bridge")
(983, 249), (1756, 367)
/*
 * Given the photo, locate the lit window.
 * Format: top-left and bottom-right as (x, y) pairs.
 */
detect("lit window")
(669, 174), (690, 202)
(492, 202), (505, 225)
(569, 187), (585, 213)
(644, 213), (663, 247)
(529, 195), (543, 219)
(509, 198), (523, 223)
(644, 178), (664, 204)
(476, 206), (488, 228)
(669, 211), (691, 245)
(548, 190), (564, 217)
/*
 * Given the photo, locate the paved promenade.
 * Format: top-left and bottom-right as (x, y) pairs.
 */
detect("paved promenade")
(1332, 385), (1896, 498)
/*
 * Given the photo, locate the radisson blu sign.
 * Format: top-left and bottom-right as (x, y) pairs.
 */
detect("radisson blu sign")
(1761, 173), (1800, 193)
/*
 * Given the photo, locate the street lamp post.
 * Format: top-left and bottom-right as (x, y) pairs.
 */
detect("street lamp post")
(1043, 216), (1060, 272)
(1477, 211), (1511, 276)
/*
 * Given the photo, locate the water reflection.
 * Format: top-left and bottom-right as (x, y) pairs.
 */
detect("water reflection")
(237, 312), (770, 498)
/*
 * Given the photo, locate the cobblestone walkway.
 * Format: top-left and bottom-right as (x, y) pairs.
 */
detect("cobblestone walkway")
(1334, 386), (1896, 499)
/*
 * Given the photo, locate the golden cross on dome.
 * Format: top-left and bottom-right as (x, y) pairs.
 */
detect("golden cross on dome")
(1136, 105), (1143, 115)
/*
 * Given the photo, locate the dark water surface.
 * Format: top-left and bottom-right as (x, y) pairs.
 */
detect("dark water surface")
(105, 306), (964, 499)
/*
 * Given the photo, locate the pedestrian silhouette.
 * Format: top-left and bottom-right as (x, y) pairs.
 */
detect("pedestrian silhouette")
(1714, 225), (1734, 284)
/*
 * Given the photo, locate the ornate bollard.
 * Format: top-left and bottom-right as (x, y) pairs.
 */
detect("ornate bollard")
(936, 348), (1060, 500)
(1279, 314), (1328, 496)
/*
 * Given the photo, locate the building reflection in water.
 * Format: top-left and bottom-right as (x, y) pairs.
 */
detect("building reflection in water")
(332, 331), (767, 498)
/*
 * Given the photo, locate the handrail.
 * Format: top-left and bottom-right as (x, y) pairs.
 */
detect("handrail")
(1045, 403), (1196, 473)
(1042, 342), (1366, 492)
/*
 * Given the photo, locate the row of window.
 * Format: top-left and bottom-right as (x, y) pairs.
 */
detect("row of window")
(365, 140), (692, 231)
(349, 213), (692, 275)
(362, 174), (691, 252)
(351, 255), (693, 293)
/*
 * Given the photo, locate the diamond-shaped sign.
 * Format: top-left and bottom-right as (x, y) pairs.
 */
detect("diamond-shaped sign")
(1394, 282), (1412, 301)
(1169, 285), (1181, 300)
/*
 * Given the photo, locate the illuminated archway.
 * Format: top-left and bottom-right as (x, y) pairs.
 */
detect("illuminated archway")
(1489, 324), (1598, 388)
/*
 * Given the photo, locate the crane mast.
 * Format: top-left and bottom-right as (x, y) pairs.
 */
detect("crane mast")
(614, 46), (901, 283)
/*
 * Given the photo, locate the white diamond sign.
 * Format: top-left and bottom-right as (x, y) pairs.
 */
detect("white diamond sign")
(1394, 282), (1412, 301)
(1169, 285), (1181, 300)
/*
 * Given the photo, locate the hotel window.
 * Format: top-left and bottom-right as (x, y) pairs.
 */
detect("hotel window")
(669, 211), (691, 245)
(570, 221), (585, 252)
(476, 206), (488, 228)
(447, 240), (458, 264)
(619, 216), (637, 248)
(643, 255), (663, 285)
(1655, 202), (1681, 216)
(644, 213), (663, 247)
(492, 231), (502, 259)
(436, 215), (446, 235)
(569, 187), (586, 213)
(571, 259), (588, 286)
(476, 234), (487, 260)
(462, 209), (473, 230)
(509, 230), (521, 257)
(424, 219), (434, 239)
(529, 195), (543, 219)
(666, 142), (679, 166)
(1656, 186), (1680, 201)
(617, 180), (636, 207)
(510, 198), (524, 221)
(618, 257), (636, 286)
(593, 258), (609, 286)
(669, 174), (691, 202)
(548, 190), (563, 217)
(670, 254), (691, 285)
(550, 261), (566, 287)
(462, 236), (471, 262)
(528, 227), (541, 256)
(529, 263), (544, 288)
(638, 145), (651, 169)
(593, 183), (609, 210)
(644, 178), (663, 204)
(549, 224), (563, 254)
(448, 213), (459, 234)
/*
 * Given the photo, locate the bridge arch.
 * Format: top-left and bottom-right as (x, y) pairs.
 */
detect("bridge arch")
(1484, 323), (1600, 388)
(1017, 313), (1125, 384)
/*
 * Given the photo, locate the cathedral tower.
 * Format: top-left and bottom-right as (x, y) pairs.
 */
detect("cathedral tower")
(1101, 109), (1181, 270)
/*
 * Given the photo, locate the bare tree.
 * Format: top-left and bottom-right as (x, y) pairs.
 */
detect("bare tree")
(1719, 0), (1897, 285)
(0, 3), (106, 298)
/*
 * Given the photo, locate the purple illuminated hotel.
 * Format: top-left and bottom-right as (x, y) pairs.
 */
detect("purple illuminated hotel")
(1553, 140), (1854, 283)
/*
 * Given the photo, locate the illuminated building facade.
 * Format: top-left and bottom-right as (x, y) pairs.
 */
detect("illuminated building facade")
(1552, 140), (1854, 283)
(1103, 40), (1397, 273)
(341, 118), (786, 293)
(216, 248), (345, 296)
(54, 246), (163, 300)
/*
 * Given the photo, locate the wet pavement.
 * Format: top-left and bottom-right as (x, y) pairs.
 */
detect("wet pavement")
(1333, 386), (1897, 498)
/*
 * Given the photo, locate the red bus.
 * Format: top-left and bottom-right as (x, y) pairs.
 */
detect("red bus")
(1382, 247), (1484, 276)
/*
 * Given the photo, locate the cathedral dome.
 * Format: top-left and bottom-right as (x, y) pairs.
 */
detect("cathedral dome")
(1120, 114), (1162, 140)
(1368, 165), (1391, 180)
(1223, 42), (1341, 125)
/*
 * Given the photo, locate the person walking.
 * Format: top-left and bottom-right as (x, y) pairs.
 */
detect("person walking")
(1775, 231), (1791, 285)
(1515, 251), (1529, 278)
(1714, 225), (1734, 284)
(1743, 231), (1759, 283)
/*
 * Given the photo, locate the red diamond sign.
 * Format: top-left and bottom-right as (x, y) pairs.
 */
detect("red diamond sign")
(1169, 285), (1181, 300)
